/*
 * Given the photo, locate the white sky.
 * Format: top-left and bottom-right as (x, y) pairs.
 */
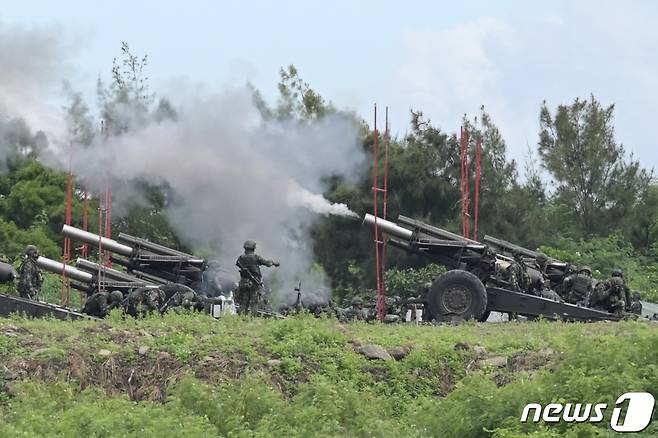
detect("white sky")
(2, 0), (658, 172)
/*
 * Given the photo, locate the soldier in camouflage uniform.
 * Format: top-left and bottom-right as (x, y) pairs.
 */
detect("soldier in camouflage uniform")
(590, 269), (629, 315)
(562, 266), (594, 306)
(343, 296), (368, 321)
(382, 296), (401, 323)
(236, 240), (279, 315)
(628, 291), (642, 315)
(82, 290), (124, 318)
(126, 287), (166, 317)
(159, 283), (204, 312)
(18, 245), (43, 299)
(529, 253), (564, 302)
(553, 264), (576, 300)
(510, 251), (532, 293)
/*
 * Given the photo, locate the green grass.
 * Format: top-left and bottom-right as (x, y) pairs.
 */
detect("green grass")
(0, 313), (656, 437)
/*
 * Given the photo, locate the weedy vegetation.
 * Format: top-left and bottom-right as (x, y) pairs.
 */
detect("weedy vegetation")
(0, 313), (656, 437)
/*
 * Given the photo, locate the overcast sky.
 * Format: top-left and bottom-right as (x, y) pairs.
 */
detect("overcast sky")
(2, 0), (657, 172)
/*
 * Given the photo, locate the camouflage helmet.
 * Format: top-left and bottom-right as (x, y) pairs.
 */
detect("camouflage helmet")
(109, 290), (123, 303)
(243, 240), (256, 251)
(24, 245), (38, 257)
(351, 296), (363, 306)
(535, 253), (548, 265)
(578, 266), (592, 275)
(612, 268), (624, 278)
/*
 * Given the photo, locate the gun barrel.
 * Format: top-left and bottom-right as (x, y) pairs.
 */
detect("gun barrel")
(117, 233), (195, 258)
(0, 261), (15, 283)
(75, 258), (152, 284)
(363, 214), (413, 240)
(36, 256), (94, 283)
(483, 235), (539, 259)
(63, 225), (133, 256)
(398, 215), (480, 244)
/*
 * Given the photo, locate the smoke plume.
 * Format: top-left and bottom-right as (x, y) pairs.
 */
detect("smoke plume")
(0, 23), (365, 303)
(71, 88), (364, 303)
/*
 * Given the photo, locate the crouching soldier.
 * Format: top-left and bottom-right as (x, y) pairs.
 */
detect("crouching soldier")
(628, 291), (642, 315)
(82, 290), (124, 318)
(126, 287), (166, 317)
(590, 269), (629, 315)
(562, 266), (594, 306)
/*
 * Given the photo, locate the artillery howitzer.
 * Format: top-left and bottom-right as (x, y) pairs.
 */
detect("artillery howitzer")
(0, 259), (93, 320)
(482, 235), (572, 288)
(62, 225), (208, 290)
(363, 214), (620, 322)
(36, 256), (159, 296)
(36, 255), (233, 317)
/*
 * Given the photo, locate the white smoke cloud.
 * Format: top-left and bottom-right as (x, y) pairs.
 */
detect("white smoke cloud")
(0, 21), (72, 138)
(70, 87), (365, 303)
(0, 22), (365, 304)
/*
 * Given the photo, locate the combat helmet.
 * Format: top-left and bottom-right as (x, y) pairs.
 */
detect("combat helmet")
(109, 290), (124, 303)
(24, 245), (38, 258)
(612, 268), (624, 278)
(243, 240), (256, 251)
(578, 266), (592, 275)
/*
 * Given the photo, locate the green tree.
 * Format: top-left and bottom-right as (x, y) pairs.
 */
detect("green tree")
(538, 96), (651, 235)
(629, 183), (658, 252)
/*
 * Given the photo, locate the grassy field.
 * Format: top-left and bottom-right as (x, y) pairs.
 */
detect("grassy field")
(0, 313), (656, 437)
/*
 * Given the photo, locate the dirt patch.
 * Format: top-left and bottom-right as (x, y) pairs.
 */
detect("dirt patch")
(2, 348), (258, 403)
(508, 348), (555, 373)
(364, 365), (389, 382)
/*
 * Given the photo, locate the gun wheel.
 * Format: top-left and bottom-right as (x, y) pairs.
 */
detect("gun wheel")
(427, 270), (488, 322)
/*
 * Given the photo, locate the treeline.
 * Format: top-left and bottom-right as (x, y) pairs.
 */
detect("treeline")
(1, 45), (657, 302)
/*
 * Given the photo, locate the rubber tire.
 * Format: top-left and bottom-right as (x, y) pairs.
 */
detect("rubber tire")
(427, 270), (488, 322)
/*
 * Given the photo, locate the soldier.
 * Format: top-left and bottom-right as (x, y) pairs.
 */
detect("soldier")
(628, 292), (642, 315)
(529, 253), (564, 302)
(612, 269), (632, 311)
(589, 269), (628, 315)
(235, 240), (280, 315)
(17, 245), (43, 299)
(344, 296), (367, 321)
(383, 296), (401, 323)
(126, 287), (166, 317)
(159, 283), (203, 312)
(511, 251), (532, 293)
(82, 290), (123, 318)
(562, 266), (594, 306)
(553, 264), (576, 299)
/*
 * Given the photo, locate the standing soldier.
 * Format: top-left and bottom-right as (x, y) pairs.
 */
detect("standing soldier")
(236, 240), (280, 315)
(18, 245), (43, 300)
